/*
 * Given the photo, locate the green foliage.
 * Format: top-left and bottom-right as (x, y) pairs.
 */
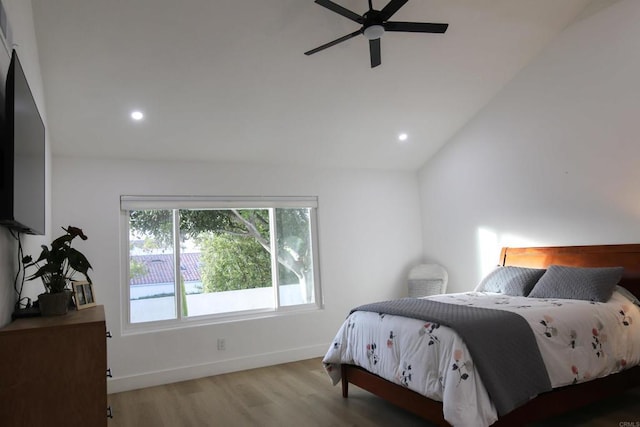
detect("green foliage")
(129, 208), (313, 293)
(22, 226), (93, 293)
(275, 208), (311, 281)
(130, 210), (174, 247)
(129, 259), (148, 280)
(180, 275), (189, 316)
(200, 233), (271, 292)
(142, 239), (163, 252)
(130, 209), (270, 245)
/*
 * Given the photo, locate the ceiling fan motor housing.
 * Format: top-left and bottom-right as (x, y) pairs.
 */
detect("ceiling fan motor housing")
(363, 10), (385, 40)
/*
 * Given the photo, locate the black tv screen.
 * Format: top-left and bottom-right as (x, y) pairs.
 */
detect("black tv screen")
(0, 50), (45, 235)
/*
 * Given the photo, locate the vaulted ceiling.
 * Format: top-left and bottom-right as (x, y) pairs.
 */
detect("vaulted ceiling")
(31, 0), (607, 170)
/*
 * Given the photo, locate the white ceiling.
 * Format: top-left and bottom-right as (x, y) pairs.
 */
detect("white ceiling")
(31, 0), (602, 170)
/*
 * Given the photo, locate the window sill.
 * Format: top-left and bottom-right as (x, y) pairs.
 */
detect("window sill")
(121, 303), (323, 336)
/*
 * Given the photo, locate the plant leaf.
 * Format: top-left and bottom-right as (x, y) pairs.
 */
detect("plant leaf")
(35, 245), (50, 263)
(51, 234), (74, 249)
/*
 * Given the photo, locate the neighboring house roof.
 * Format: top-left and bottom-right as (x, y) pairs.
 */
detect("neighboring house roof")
(130, 253), (201, 285)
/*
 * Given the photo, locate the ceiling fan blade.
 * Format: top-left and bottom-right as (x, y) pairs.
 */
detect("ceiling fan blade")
(380, 0), (408, 21)
(304, 30), (362, 56)
(369, 38), (381, 68)
(384, 21), (448, 33)
(314, 0), (363, 24)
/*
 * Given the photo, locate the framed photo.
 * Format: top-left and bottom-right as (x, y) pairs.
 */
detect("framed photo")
(72, 281), (96, 310)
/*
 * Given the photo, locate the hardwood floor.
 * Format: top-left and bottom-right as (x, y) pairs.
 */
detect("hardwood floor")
(108, 358), (640, 427)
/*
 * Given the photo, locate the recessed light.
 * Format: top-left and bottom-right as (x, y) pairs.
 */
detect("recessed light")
(398, 133), (408, 142)
(131, 111), (144, 121)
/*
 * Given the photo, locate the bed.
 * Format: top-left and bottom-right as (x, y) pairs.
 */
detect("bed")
(324, 244), (640, 426)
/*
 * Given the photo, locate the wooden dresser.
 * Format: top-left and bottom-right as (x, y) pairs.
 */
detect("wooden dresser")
(0, 305), (107, 426)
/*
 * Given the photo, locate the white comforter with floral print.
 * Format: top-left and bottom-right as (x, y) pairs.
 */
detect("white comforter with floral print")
(322, 290), (640, 427)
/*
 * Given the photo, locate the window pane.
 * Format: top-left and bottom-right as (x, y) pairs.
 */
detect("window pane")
(124, 198), (320, 330)
(276, 208), (314, 306)
(129, 210), (176, 323)
(180, 209), (274, 317)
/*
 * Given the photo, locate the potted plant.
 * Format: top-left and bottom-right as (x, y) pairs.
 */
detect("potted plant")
(22, 226), (93, 316)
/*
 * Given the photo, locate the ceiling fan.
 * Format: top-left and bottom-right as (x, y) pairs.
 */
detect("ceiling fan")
(305, 0), (449, 68)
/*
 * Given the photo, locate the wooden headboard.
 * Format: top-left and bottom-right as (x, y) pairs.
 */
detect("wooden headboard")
(500, 244), (640, 299)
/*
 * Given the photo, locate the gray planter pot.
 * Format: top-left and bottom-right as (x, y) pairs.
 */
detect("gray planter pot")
(38, 290), (71, 316)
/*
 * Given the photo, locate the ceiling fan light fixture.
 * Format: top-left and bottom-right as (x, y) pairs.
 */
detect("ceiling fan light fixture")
(363, 24), (384, 40)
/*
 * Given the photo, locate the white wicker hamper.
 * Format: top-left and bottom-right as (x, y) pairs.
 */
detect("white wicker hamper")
(407, 264), (448, 297)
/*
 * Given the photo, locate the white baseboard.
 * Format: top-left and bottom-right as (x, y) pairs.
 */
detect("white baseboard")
(107, 343), (327, 394)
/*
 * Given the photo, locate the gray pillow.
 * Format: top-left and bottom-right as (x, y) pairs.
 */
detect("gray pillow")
(528, 265), (624, 302)
(476, 266), (546, 296)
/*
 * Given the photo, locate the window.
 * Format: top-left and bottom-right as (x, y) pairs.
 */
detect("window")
(121, 196), (321, 329)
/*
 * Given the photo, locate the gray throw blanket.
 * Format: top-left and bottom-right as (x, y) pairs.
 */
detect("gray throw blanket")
(351, 298), (552, 416)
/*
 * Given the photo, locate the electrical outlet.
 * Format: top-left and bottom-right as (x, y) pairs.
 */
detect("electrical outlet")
(217, 338), (226, 351)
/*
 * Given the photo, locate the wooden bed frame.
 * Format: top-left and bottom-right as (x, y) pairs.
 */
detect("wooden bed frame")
(340, 244), (640, 426)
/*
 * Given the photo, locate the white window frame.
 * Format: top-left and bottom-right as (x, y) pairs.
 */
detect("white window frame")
(120, 195), (322, 335)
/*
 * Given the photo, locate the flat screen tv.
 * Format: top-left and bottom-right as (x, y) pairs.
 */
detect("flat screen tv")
(0, 49), (45, 235)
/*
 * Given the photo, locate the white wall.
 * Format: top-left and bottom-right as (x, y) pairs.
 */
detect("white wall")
(52, 156), (423, 392)
(418, 0), (640, 293)
(0, 0), (50, 326)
